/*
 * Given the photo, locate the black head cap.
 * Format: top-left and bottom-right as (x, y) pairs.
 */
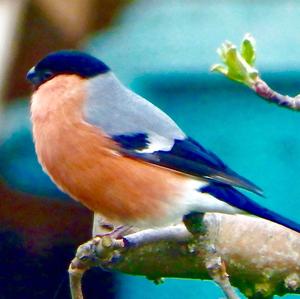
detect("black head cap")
(26, 50), (110, 86)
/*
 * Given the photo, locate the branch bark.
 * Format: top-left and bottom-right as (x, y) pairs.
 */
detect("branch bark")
(69, 213), (300, 299)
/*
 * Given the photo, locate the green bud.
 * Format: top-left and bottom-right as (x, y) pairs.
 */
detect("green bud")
(211, 34), (259, 87)
(241, 33), (256, 66)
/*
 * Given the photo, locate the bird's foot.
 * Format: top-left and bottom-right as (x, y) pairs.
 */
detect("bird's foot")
(183, 212), (206, 235)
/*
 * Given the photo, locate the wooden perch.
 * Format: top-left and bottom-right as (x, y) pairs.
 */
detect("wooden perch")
(69, 213), (300, 299)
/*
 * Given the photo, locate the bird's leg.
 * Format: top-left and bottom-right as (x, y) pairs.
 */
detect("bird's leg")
(183, 212), (240, 299)
(94, 218), (133, 240)
(99, 224), (133, 239)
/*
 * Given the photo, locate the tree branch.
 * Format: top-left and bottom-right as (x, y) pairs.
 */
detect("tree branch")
(69, 213), (300, 299)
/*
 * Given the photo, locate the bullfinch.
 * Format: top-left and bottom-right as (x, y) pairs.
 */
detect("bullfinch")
(27, 50), (300, 233)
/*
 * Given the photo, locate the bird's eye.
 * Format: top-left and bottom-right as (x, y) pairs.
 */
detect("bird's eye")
(43, 71), (54, 81)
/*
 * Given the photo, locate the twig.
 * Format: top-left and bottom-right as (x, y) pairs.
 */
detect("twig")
(68, 266), (84, 299)
(68, 242), (94, 299)
(252, 79), (300, 110)
(212, 33), (300, 111)
(206, 257), (239, 299)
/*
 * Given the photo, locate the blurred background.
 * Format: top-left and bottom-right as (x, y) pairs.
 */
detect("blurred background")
(1, 0), (300, 298)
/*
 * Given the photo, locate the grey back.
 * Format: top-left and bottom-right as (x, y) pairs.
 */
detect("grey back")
(84, 72), (185, 143)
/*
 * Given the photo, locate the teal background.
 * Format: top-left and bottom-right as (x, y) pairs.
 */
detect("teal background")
(1, 1), (299, 298)
(86, 1), (300, 298)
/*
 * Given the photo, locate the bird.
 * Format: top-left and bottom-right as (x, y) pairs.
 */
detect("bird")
(27, 50), (300, 233)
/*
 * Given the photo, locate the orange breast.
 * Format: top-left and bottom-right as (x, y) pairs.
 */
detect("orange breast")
(31, 75), (188, 225)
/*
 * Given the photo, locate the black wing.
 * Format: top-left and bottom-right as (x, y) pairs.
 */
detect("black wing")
(113, 133), (263, 196)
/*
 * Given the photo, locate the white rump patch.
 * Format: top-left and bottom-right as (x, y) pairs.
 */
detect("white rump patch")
(173, 179), (243, 222)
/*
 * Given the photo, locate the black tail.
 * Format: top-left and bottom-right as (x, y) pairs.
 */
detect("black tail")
(200, 183), (300, 233)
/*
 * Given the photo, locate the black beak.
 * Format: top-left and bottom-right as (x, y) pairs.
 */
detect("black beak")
(26, 67), (40, 85)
